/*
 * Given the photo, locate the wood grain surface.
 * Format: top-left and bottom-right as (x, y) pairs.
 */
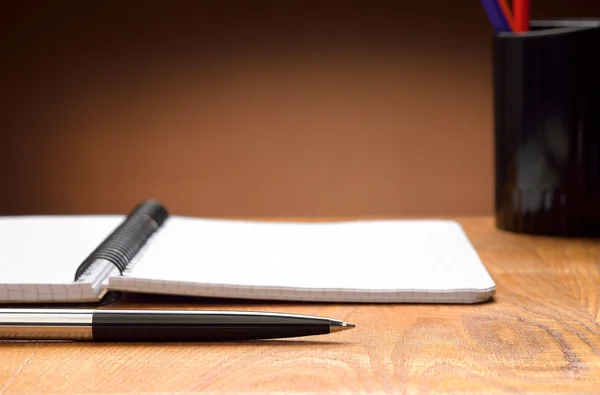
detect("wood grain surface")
(1, 217), (599, 394)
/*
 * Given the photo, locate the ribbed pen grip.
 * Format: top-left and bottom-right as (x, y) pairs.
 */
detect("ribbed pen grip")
(74, 200), (169, 280)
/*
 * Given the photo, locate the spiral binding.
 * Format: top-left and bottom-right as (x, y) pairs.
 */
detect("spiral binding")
(74, 200), (169, 281)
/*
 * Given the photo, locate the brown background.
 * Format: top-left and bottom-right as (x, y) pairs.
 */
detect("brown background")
(1, 1), (599, 218)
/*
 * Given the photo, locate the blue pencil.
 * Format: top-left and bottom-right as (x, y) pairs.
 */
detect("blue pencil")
(481, 0), (512, 32)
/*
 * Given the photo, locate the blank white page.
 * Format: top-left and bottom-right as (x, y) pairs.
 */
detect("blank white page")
(0, 215), (124, 284)
(113, 217), (496, 303)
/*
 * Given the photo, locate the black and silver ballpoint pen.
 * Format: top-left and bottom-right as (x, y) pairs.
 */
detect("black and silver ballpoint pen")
(0, 309), (355, 342)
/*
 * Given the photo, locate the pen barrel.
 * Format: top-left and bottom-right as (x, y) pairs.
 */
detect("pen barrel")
(0, 309), (93, 340)
(91, 310), (332, 342)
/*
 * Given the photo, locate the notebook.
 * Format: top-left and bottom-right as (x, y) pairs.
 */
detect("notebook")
(0, 200), (496, 304)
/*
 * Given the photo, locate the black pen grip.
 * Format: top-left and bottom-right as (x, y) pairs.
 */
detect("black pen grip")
(91, 311), (331, 342)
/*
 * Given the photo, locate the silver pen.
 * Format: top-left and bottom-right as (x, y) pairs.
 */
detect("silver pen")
(0, 309), (355, 341)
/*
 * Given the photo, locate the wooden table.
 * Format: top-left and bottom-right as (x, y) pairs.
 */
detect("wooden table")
(1, 217), (599, 394)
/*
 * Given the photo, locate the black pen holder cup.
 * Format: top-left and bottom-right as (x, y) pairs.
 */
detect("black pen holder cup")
(493, 20), (600, 236)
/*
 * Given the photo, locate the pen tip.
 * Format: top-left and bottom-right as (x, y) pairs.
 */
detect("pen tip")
(342, 322), (356, 330)
(330, 320), (356, 332)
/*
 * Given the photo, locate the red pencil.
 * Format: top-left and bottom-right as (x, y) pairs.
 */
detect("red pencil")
(513, 0), (530, 32)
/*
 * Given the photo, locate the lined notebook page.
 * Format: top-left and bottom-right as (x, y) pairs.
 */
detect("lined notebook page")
(111, 217), (495, 303)
(0, 215), (124, 302)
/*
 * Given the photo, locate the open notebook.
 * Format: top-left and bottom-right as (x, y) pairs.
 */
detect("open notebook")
(0, 200), (495, 304)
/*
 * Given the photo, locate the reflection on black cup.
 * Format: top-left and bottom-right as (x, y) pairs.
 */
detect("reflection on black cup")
(494, 20), (600, 236)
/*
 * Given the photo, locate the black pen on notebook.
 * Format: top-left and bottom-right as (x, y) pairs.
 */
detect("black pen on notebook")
(0, 309), (355, 342)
